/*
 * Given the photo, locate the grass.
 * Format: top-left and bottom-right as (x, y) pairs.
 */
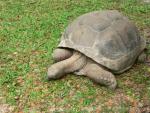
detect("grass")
(0, 0), (150, 112)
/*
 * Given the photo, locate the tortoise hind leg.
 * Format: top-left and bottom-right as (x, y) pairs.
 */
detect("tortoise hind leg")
(137, 51), (147, 63)
(137, 38), (150, 63)
(52, 48), (73, 62)
(84, 63), (117, 90)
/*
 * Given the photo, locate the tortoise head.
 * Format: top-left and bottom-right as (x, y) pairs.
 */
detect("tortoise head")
(47, 65), (64, 80)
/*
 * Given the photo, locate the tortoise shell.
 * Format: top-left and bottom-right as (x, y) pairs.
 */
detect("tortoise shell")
(58, 10), (146, 73)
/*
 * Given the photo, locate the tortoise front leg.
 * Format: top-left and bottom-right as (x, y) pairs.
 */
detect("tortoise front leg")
(52, 48), (73, 62)
(84, 63), (117, 90)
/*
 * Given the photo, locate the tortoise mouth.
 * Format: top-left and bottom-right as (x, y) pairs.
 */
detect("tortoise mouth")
(47, 67), (64, 80)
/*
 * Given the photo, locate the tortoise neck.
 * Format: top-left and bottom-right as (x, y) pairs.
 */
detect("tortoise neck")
(48, 52), (87, 79)
(63, 52), (87, 73)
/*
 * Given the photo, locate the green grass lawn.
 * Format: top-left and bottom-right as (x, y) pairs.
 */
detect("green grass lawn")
(0, 0), (150, 112)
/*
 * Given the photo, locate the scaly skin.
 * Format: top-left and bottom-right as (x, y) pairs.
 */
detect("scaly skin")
(48, 50), (117, 89)
(52, 48), (73, 62)
(47, 52), (86, 80)
(137, 38), (150, 63)
(83, 61), (117, 89)
(137, 51), (147, 63)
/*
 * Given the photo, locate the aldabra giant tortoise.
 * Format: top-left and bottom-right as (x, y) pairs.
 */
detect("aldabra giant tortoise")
(47, 10), (146, 89)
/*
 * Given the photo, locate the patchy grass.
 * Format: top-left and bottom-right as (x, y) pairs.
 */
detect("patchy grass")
(0, 0), (150, 112)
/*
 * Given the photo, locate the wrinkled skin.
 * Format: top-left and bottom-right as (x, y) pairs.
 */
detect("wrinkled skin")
(48, 48), (147, 90)
(48, 48), (117, 89)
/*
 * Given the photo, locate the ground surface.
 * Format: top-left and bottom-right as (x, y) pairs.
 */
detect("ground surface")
(0, 0), (150, 112)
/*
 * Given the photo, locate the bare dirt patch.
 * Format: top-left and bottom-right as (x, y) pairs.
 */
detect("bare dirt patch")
(0, 97), (15, 113)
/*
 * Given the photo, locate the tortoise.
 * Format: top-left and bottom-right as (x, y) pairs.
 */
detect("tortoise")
(47, 10), (146, 89)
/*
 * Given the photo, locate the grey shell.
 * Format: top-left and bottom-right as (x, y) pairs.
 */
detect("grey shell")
(58, 10), (146, 73)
